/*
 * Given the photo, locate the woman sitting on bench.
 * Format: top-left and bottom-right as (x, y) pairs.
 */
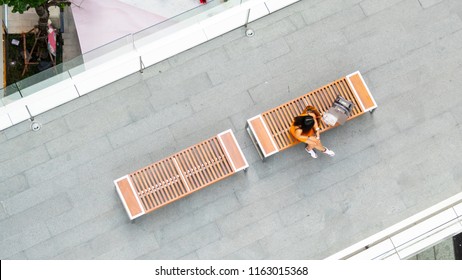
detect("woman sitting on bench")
(289, 105), (335, 159)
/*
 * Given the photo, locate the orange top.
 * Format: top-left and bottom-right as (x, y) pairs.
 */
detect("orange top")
(289, 113), (316, 143)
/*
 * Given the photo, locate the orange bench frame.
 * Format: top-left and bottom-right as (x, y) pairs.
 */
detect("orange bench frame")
(114, 129), (248, 220)
(246, 71), (377, 159)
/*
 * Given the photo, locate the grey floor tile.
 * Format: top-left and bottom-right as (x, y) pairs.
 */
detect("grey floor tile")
(2, 0), (462, 260)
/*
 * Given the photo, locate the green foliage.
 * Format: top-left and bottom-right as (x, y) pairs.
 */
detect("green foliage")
(0, 0), (47, 13)
(0, 1), (72, 13)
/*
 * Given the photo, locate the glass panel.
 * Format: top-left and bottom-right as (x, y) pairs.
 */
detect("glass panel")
(62, 54), (85, 76)
(15, 71), (73, 97)
(67, 34), (135, 77)
(0, 0), (247, 107)
(133, 0), (233, 43)
(0, 84), (22, 105)
(86, 35), (134, 65)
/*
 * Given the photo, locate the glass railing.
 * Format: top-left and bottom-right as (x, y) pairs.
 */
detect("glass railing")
(0, 0), (282, 122)
(0, 0), (239, 101)
(0, 83), (21, 104)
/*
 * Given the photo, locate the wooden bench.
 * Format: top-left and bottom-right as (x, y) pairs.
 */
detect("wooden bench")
(114, 129), (248, 220)
(246, 71), (377, 159)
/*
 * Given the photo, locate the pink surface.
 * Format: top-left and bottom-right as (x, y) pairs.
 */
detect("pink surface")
(71, 0), (166, 53)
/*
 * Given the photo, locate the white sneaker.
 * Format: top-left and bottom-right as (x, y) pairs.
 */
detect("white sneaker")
(323, 148), (335, 157)
(305, 147), (318, 158)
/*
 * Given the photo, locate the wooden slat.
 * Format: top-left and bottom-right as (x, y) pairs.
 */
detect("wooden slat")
(178, 151), (199, 189)
(274, 109), (291, 148)
(172, 158), (191, 193)
(150, 163), (170, 205)
(161, 160), (180, 199)
(115, 132), (247, 219)
(184, 150), (205, 188)
(184, 149), (203, 188)
(156, 161), (175, 202)
(136, 171), (155, 209)
(257, 74), (373, 153)
(199, 142), (219, 181)
(141, 169), (159, 208)
(264, 113), (284, 149)
(204, 140), (224, 177)
(146, 166), (163, 206)
(193, 145), (213, 185)
(131, 172), (151, 210)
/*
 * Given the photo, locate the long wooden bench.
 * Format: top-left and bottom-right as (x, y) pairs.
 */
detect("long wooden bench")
(246, 71), (377, 159)
(114, 129), (248, 220)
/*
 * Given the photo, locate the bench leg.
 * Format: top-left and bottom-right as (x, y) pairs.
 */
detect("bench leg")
(369, 108), (376, 114)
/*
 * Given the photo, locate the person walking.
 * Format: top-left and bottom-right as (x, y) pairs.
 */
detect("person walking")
(289, 105), (335, 158)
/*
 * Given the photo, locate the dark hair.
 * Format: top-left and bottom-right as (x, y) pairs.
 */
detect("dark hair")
(293, 115), (314, 134)
(304, 105), (322, 124)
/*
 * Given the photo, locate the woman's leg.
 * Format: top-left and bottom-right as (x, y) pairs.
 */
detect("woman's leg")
(303, 139), (317, 158)
(308, 137), (335, 156)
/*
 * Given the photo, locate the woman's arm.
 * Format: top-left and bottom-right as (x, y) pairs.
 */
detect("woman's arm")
(309, 113), (321, 139)
(289, 125), (308, 142)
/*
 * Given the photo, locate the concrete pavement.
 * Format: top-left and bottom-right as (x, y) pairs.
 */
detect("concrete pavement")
(1, 0), (462, 259)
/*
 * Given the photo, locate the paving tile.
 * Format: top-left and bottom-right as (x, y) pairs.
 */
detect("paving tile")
(26, 136), (113, 185)
(148, 73), (213, 112)
(178, 251), (200, 260)
(0, 118), (69, 163)
(137, 223), (221, 260)
(225, 36), (291, 63)
(196, 213), (283, 259)
(140, 59), (172, 81)
(0, 132), (6, 145)
(0, 146), (50, 183)
(37, 95), (92, 125)
(0, 192), (72, 241)
(45, 119), (115, 158)
(259, 210), (328, 257)
(217, 185), (303, 235)
(6, 250), (28, 260)
(3, 0), (462, 260)
(45, 192), (118, 236)
(2, 120), (34, 140)
(61, 224), (160, 260)
(419, 0), (444, 9)
(169, 115), (238, 146)
(0, 203), (7, 221)
(24, 209), (126, 259)
(107, 101), (191, 149)
(300, 0), (363, 26)
(86, 72), (144, 104)
(223, 241), (267, 259)
(2, 180), (71, 217)
(152, 193), (240, 245)
(0, 174), (29, 201)
(0, 223), (51, 259)
(270, 232), (330, 259)
(360, 0), (408, 16)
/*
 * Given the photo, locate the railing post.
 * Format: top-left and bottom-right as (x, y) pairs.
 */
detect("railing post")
(139, 57), (145, 73)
